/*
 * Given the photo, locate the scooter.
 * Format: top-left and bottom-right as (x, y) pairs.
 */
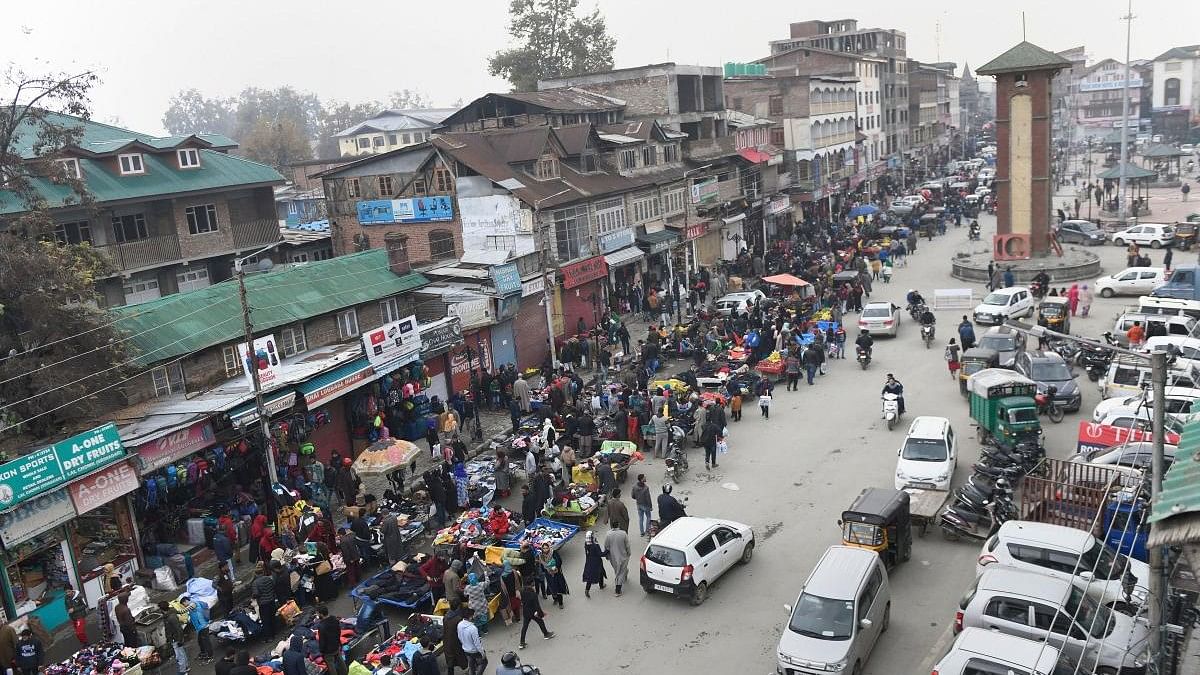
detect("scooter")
(1035, 386), (1065, 423)
(1076, 332), (1116, 382)
(856, 346), (872, 370)
(940, 495), (1016, 541)
(920, 323), (935, 349)
(881, 392), (901, 431)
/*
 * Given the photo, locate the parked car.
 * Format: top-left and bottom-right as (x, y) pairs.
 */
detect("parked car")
(1111, 223), (1175, 249)
(976, 325), (1027, 369)
(1181, 143), (1196, 155)
(857, 301), (901, 337)
(893, 416), (957, 491)
(1111, 312), (1196, 347)
(973, 287), (1035, 326)
(714, 290), (768, 317)
(1068, 442), (1179, 488)
(1091, 386), (1200, 423)
(957, 566), (1150, 674)
(931, 627), (1071, 675)
(977, 521), (1150, 609)
(1058, 220), (1107, 246)
(1094, 267), (1169, 297)
(640, 516), (754, 605)
(1014, 350), (1082, 412)
(888, 200), (916, 215)
(777, 546), (890, 675)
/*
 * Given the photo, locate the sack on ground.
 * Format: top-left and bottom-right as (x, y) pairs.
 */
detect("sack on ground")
(152, 566), (178, 592)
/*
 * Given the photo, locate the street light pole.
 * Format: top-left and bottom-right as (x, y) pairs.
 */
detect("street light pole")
(1116, 0), (1135, 221)
(1149, 349), (1167, 672)
(235, 241), (283, 506)
(533, 189), (572, 371)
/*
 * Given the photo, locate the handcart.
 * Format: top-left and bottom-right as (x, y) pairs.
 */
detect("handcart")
(754, 358), (786, 381)
(904, 488), (949, 537)
(596, 440), (641, 483)
(504, 517), (580, 551)
(350, 570), (434, 611)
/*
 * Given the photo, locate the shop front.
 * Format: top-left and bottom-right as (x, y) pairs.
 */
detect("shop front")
(719, 213), (746, 261)
(690, 220), (720, 268)
(0, 423), (131, 626)
(636, 226), (678, 289)
(599, 229), (639, 313)
(418, 316), (466, 400)
(765, 195), (792, 244)
(67, 460), (141, 608)
(558, 256), (609, 336)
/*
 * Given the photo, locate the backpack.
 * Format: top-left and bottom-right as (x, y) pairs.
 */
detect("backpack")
(944, 346), (954, 361)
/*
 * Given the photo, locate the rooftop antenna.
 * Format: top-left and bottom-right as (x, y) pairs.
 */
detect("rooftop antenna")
(1021, 12), (1026, 40)
(935, 18), (941, 61)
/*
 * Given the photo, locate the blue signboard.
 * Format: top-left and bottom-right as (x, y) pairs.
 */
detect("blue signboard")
(357, 197), (454, 225)
(490, 263), (523, 296)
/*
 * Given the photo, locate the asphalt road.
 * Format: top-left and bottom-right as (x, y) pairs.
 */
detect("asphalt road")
(471, 213), (1189, 675)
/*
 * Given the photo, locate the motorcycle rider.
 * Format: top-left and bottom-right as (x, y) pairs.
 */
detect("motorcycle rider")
(968, 219), (981, 240)
(657, 485), (686, 528)
(882, 373), (905, 416)
(919, 307), (936, 337)
(1032, 268), (1050, 298)
(905, 289), (926, 311)
(855, 330), (875, 360)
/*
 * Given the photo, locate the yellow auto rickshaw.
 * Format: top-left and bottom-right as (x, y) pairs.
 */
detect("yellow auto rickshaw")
(1036, 296), (1071, 334)
(839, 488), (912, 569)
(958, 347), (1000, 397)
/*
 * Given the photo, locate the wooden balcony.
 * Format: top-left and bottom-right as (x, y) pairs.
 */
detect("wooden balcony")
(94, 234), (182, 272)
(231, 218), (281, 249)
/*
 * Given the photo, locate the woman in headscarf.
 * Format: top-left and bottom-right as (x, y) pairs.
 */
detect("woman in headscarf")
(452, 462), (470, 508)
(248, 514), (267, 567)
(463, 572), (490, 634)
(1067, 284), (1080, 316)
(539, 543), (569, 608)
(381, 515), (405, 565)
(498, 561), (523, 626)
(103, 563), (123, 594)
(581, 531), (607, 597)
(1079, 283), (1094, 317)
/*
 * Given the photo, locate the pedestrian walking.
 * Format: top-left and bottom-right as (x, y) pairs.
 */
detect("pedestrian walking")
(759, 390), (772, 418)
(1003, 267), (1015, 288)
(518, 582), (555, 649)
(1079, 284), (1094, 317)
(631, 475), (653, 537)
(317, 605), (348, 675)
(1067, 284), (1080, 316)
(986, 261), (995, 290)
(803, 345), (821, 385)
(582, 531), (607, 596)
(457, 608), (487, 675)
(606, 488), (630, 532)
(603, 527), (631, 596)
(159, 601), (190, 675)
(957, 316), (976, 350)
(785, 351), (801, 390)
(441, 600), (469, 675)
(251, 564), (277, 638)
(13, 628), (42, 675)
(945, 339), (961, 380)
(65, 583), (88, 646)
(1183, 183), (1191, 202)
(700, 419), (719, 470)
(730, 389), (742, 421)
(652, 409), (670, 459)
(1164, 246), (1174, 271)
(338, 527), (361, 586)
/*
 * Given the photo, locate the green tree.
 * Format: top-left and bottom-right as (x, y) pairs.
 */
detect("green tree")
(161, 88), (237, 137)
(388, 89), (432, 110)
(239, 117), (313, 169)
(317, 100), (382, 158)
(488, 0), (616, 92)
(0, 66), (130, 441)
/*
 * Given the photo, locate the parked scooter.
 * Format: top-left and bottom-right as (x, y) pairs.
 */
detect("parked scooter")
(881, 392), (901, 431)
(1076, 332), (1116, 382)
(856, 346), (872, 370)
(664, 425), (689, 483)
(941, 478), (1016, 541)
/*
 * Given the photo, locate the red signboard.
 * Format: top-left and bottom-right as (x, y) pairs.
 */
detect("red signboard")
(450, 328), (494, 393)
(134, 420), (215, 474)
(69, 460), (140, 515)
(561, 256), (608, 289)
(685, 221), (710, 242)
(1075, 420), (1179, 455)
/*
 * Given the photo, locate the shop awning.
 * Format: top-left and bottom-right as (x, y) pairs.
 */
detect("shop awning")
(636, 230), (680, 254)
(721, 213), (746, 225)
(297, 356), (376, 409)
(737, 147), (772, 164)
(228, 388), (298, 426)
(604, 246), (645, 269)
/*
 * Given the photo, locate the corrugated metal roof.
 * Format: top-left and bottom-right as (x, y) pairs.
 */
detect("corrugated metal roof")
(500, 88), (625, 111)
(1149, 418), (1200, 544)
(110, 250), (427, 366)
(976, 41), (1072, 75)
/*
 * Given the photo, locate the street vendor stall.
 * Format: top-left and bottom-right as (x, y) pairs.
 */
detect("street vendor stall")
(432, 506), (524, 556)
(357, 614), (445, 672)
(44, 642), (156, 675)
(504, 517), (580, 551)
(350, 556), (434, 612)
(597, 440), (641, 483)
(546, 479), (604, 527)
(352, 439), (422, 478)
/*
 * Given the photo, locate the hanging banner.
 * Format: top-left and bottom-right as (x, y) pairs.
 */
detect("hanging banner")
(0, 488), (76, 547)
(239, 335), (282, 390)
(419, 317), (464, 358)
(362, 316), (421, 369)
(134, 421), (215, 473)
(69, 460), (140, 515)
(690, 177), (719, 204)
(489, 264), (523, 296)
(0, 423), (126, 509)
(560, 256), (608, 289)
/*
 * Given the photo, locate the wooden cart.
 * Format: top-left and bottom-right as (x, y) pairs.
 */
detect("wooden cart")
(904, 488), (949, 537)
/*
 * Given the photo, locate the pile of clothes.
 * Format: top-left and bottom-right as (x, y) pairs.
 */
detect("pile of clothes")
(44, 643), (147, 675)
(355, 571), (431, 606)
(208, 604), (262, 643)
(551, 483), (599, 514)
(362, 620), (442, 671)
(433, 506), (524, 549)
(512, 520), (576, 550)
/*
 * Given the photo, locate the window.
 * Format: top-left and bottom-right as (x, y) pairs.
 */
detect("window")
(662, 188), (686, 215)
(769, 95), (784, 116)
(429, 229), (456, 259)
(378, 175), (394, 196)
(387, 134), (398, 144)
(337, 309), (359, 340)
(177, 148), (200, 168)
(984, 597), (1030, 625)
(380, 297), (400, 323)
(770, 127), (786, 146)
(857, 568), (882, 619)
(122, 277), (159, 304)
(663, 144), (679, 163)
(592, 197), (626, 234)
(57, 158), (81, 179)
(693, 535), (717, 557)
(620, 149), (637, 170)
(372, 136), (385, 148)
(714, 527), (738, 545)
(412, 177), (427, 195)
(357, 137), (371, 149)
(185, 204), (219, 234)
(632, 194), (661, 222)
(434, 167), (454, 192)
(642, 145), (657, 166)
(111, 213), (149, 242)
(118, 153), (144, 175)
(290, 252), (309, 263)
(280, 325), (307, 357)
(535, 157), (559, 180)
(347, 178), (360, 198)
(1165, 78), (1182, 107)
(176, 267), (210, 293)
(151, 362), (184, 397)
(54, 220), (91, 245)
(486, 235), (517, 250)
(221, 345), (240, 377)
(553, 205), (589, 261)
(401, 133), (411, 144)
(313, 248), (333, 261)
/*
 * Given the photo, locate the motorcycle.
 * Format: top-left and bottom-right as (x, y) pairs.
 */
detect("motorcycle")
(664, 426), (689, 483)
(856, 346), (872, 370)
(1035, 386), (1064, 423)
(1076, 332), (1116, 382)
(968, 225), (981, 241)
(1029, 280), (1047, 300)
(940, 496), (1016, 541)
(920, 323), (935, 349)
(908, 302), (928, 323)
(881, 392), (901, 431)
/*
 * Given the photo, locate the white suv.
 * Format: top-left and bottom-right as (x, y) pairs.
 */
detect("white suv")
(894, 416), (957, 491)
(932, 627), (1070, 675)
(977, 521), (1149, 609)
(972, 286), (1034, 325)
(1111, 223), (1175, 249)
(640, 516), (754, 605)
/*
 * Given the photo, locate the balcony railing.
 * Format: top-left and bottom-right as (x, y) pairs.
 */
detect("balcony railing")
(94, 234), (182, 272)
(814, 132), (857, 148)
(810, 102), (856, 115)
(231, 218), (281, 249)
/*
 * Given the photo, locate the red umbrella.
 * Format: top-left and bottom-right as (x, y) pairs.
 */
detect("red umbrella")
(761, 273), (811, 287)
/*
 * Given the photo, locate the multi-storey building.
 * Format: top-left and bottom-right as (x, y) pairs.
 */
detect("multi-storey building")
(1151, 45), (1200, 141)
(335, 108), (457, 157)
(1, 113), (284, 307)
(1051, 46), (1089, 146)
(1074, 58), (1144, 139)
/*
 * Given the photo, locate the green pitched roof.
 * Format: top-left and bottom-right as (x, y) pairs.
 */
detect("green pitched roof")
(1149, 419), (1200, 531)
(1095, 162), (1157, 180)
(1, 111), (281, 215)
(110, 250), (428, 366)
(976, 41), (1072, 75)
(1141, 143), (1188, 158)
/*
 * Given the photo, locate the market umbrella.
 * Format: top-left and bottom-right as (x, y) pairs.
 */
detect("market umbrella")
(351, 439), (422, 476)
(848, 204), (880, 217)
(761, 273), (811, 287)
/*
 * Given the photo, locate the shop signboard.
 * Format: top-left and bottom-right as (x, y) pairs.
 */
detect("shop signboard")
(766, 196), (791, 216)
(0, 488), (76, 547)
(69, 460), (140, 515)
(134, 420), (215, 473)
(362, 316), (421, 369)
(598, 228), (635, 254)
(356, 196), (454, 224)
(560, 256), (608, 289)
(690, 177), (719, 204)
(450, 330), (493, 390)
(489, 263), (522, 296)
(449, 299), (493, 328)
(238, 335), (282, 390)
(419, 316), (464, 358)
(685, 221), (710, 242)
(496, 295), (520, 321)
(0, 423), (126, 509)
(521, 276), (545, 298)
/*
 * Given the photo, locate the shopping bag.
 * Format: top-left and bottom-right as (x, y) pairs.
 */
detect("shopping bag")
(717, 440), (729, 455)
(315, 561), (332, 575)
(278, 599), (301, 624)
(330, 553), (346, 571)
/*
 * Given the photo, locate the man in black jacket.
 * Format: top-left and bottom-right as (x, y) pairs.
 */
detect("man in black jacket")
(521, 484), (540, 524)
(251, 565), (277, 637)
(317, 605), (347, 675)
(519, 581), (556, 648)
(657, 485), (685, 528)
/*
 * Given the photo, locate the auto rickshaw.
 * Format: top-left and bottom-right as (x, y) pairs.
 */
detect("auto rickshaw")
(1036, 296), (1071, 334)
(1175, 220), (1197, 251)
(958, 347), (1000, 397)
(839, 487), (912, 569)
(832, 270), (860, 287)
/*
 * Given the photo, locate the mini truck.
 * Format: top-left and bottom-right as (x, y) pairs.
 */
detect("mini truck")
(967, 368), (1041, 449)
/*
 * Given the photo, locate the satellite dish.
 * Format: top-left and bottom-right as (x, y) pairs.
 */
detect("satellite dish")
(257, 258), (274, 272)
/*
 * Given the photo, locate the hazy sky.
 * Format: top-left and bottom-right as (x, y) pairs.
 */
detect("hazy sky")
(7, 0), (1198, 135)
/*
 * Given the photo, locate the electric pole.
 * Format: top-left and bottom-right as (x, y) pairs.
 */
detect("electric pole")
(1117, 0), (1135, 221)
(235, 242), (283, 518)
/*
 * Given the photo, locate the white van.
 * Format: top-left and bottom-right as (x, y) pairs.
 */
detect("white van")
(1138, 295), (1200, 319)
(1100, 352), (1200, 399)
(1111, 312), (1196, 347)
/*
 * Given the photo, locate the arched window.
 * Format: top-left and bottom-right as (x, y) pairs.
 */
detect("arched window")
(429, 229), (456, 260)
(1165, 78), (1181, 107)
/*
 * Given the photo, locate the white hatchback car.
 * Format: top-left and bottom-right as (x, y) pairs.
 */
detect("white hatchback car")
(713, 290), (767, 317)
(977, 521), (1150, 609)
(857, 301), (901, 337)
(972, 286), (1034, 325)
(932, 627), (1069, 675)
(894, 416), (957, 491)
(1094, 267), (1169, 297)
(1111, 223), (1175, 249)
(640, 516), (754, 605)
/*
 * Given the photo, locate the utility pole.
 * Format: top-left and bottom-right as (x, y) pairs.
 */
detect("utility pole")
(1117, 0), (1135, 221)
(235, 241), (283, 514)
(533, 189), (571, 371)
(1149, 349), (1167, 672)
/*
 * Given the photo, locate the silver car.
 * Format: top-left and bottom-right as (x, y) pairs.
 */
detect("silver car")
(932, 627), (1072, 675)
